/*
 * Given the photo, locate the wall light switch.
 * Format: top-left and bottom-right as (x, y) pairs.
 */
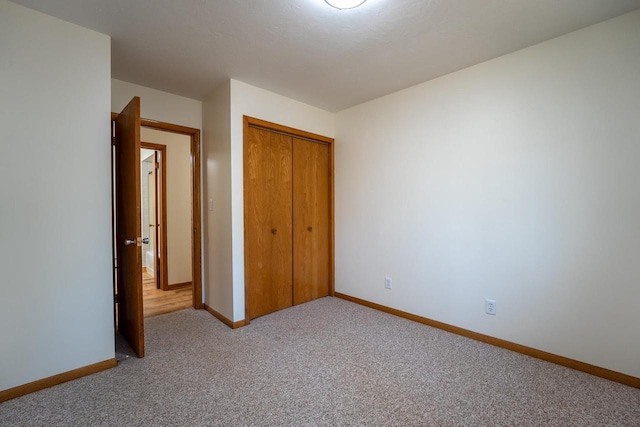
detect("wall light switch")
(208, 198), (214, 211)
(485, 299), (496, 315)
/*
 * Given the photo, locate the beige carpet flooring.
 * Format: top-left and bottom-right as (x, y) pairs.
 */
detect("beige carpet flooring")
(1, 297), (638, 426)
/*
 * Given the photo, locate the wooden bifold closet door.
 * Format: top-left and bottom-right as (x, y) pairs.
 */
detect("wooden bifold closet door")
(244, 119), (332, 321)
(292, 137), (330, 306)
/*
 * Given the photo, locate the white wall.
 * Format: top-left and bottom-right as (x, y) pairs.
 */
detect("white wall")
(112, 79), (202, 130)
(202, 79), (335, 321)
(202, 81), (233, 318)
(141, 128), (193, 285)
(335, 10), (640, 378)
(0, 0), (113, 391)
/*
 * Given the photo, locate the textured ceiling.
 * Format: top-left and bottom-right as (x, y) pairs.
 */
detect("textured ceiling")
(10, 0), (640, 112)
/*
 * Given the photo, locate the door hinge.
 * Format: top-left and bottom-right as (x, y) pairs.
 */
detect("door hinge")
(114, 293), (118, 304)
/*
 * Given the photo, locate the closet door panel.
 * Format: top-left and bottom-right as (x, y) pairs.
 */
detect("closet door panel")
(293, 138), (330, 305)
(244, 127), (293, 319)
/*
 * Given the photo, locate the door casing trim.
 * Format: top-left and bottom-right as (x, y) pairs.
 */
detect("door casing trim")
(141, 141), (168, 291)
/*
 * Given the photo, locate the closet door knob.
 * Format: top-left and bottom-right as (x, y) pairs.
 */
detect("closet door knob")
(307, 227), (313, 232)
(271, 228), (277, 235)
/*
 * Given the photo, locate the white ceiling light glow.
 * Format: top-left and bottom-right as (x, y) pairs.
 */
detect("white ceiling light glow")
(325, 0), (367, 10)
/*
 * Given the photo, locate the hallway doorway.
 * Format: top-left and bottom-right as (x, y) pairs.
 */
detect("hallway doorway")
(112, 105), (202, 356)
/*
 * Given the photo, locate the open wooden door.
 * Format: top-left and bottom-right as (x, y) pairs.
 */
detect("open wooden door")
(115, 96), (144, 357)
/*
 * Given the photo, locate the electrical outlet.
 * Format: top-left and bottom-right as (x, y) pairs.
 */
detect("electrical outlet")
(385, 277), (392, 289)
(485, 299), (496, 315)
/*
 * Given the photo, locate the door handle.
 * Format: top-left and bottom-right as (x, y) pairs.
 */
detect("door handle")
(125, 237), (142, 247)
(271, 229), (277, 235)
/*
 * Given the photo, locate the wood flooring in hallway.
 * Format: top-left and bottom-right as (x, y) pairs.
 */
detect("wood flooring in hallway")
(143, 271), (192, 318)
